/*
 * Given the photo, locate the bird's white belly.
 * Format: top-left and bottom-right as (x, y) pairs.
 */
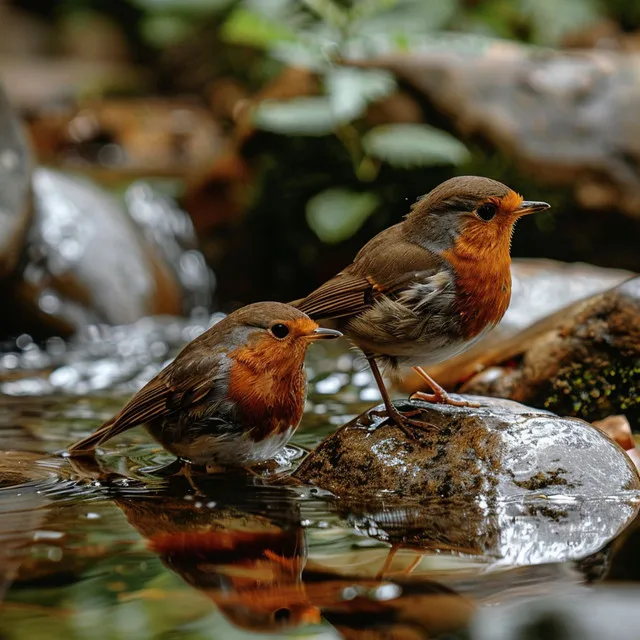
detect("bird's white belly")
(170, 427), (295, 466)
(364, 322), (494, 369)
(395, 334), (484, 367)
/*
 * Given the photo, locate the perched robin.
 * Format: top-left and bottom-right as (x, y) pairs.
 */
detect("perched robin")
(294, 176), (550, 433)
(68, 302), (341, 465)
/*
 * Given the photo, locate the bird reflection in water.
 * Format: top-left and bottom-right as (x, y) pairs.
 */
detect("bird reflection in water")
(111, 472), (474, 638)
(113, 473), (320, 633)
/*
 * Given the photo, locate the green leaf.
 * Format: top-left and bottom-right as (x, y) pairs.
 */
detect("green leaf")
(301, 0), (349, 30)
(254, 97), (337, 135)
(362, 123), (470, 168)
(306, 188), (379, 243)
(325, 67), (396, 122)
(518, 0), (600, 45)
(221, 7), (297, 48)
(254, 69), (395, 136)
(271, 40), (328, 71)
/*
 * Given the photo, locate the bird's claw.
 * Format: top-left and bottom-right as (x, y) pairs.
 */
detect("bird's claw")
(370, 407), (437, 439)
(410, 390), (480, 408)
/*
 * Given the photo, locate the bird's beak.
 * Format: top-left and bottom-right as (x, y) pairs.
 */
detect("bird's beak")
(515, 200), (550, 217)
(306, 327), (342, 341)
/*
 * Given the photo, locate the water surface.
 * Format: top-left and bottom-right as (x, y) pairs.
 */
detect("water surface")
(1, 316), (639, 639)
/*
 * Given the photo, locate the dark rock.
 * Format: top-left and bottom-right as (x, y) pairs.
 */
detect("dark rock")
(462, 277), (640, 429)
(0, 84), (31, 278)
(295, 397), (640, 565)
(296, 397), (639, 500)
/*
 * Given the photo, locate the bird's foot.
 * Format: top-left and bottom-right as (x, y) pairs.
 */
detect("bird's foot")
(411, 366), (481, 408)
(410, 389), (480, 408)
(370, 405), (437, 439)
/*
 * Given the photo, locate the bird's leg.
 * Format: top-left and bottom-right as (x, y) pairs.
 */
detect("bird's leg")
(410, 367), (480, 408)
(366, 356), (436, 436)
(376, 544), (399, 580)
(403, 554), (423, 575)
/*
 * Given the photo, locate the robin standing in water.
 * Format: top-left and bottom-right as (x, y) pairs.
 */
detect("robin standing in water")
(68, 302), (341, 465)
(294, 176), (550, 434)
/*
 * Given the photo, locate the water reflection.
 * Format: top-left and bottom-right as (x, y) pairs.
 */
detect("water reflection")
(2, 442), (637, 639)
(109, 472), (476, 638)
(114, 477), (320, 634)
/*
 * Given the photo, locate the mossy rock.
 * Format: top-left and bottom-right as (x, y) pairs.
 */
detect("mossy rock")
(295, 397), (640, 565)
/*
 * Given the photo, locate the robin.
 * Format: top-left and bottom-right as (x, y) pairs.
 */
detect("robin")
(294, 176), (550, 433)
(68, 302), (341, 466)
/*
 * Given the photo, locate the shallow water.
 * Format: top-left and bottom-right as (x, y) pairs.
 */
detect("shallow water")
(1, 315), (640, 639)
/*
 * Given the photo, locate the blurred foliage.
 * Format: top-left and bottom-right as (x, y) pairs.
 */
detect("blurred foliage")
(13, 0), (640, 303)
(117, 0), (616, 243)
(306, 187), (379, 243)
(35, 0), (617, 246)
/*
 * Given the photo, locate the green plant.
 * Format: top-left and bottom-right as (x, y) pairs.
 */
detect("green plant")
(115, 0), (607, 244)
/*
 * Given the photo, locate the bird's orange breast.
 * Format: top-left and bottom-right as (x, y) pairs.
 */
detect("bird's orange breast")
(227, 342), (308, 440)
(443, 236), (512, 339)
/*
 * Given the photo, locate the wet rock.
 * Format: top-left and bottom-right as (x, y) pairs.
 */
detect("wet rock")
(10, 169), (213, 337)
(351, 46), (640, 217)
(295, 397), (640, 565)
(124, 181), (214, 313)
(408, 259), (634, 391)
(0, 83), (31, 278)
(297, 397), (639, 500)
(461, 277), (640, 429)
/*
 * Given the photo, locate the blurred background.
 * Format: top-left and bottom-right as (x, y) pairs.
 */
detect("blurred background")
(1, 0), (640, 340)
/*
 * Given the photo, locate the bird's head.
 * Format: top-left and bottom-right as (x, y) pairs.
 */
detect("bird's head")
(217, 302), (341, 375)
(405, 175), (550, 260)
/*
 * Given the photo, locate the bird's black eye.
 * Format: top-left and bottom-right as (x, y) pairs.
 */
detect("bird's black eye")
(476, 203), (497, 221)
(270, 323), (289, 339)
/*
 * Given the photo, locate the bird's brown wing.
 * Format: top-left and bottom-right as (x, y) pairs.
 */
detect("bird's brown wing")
(295, 225), (445, 321)
(294, 271), (375, 320)
(68, 353), (223, 454)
